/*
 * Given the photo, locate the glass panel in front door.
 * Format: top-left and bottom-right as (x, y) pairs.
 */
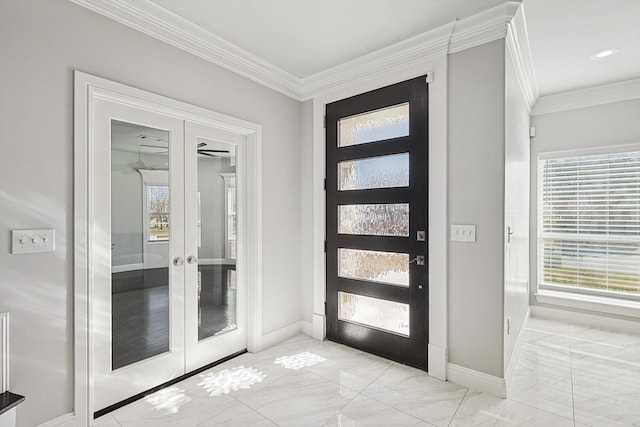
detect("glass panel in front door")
(110, 120), (170, 370)
(196, 137), (238, 340)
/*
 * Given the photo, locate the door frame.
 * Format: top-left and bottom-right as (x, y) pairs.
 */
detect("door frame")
(309, 56), (449, 380)
(73, 71), (263, 426)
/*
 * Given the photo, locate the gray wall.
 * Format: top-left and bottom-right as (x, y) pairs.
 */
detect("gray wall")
(111, 150), (144, 267)
(530, 99), (640, 310)
(0, 1), (301, 425)
(448, 39), (506, 377)
(503, 48), (531, 373)
(300, 100), (314, 324)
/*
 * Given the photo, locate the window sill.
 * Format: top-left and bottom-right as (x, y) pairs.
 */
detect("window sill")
(535, 289), (640, 318)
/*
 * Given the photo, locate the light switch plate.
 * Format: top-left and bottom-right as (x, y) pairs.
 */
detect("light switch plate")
(11, 229), (55, 254)
(451, 224), (476, 242)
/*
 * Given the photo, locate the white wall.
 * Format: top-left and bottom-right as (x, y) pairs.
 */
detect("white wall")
(448, 39), (506, 378)
(503, 47), (531, 374)
(0, 1), (301, 425)
(530, 99), (640, 311)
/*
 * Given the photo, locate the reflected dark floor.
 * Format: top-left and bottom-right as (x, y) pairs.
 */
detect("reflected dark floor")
(111, 265), (236, 370)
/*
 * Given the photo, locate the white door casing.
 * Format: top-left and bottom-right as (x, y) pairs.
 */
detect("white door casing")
(74, 71), (263, 426)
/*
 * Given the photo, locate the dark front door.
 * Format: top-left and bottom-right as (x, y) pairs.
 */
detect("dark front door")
(325, 76), (429, 369)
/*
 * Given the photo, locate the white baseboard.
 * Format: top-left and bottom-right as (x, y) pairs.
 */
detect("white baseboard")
(531, 305), (640, 334)
(258, 321), (306, 351)
(447, 363), (506, 398)
(504, 307), (531, 397)
(198, 258), (236, 266)
(37, 413), (75, 427)
(300, 320), (313, 337)
(111, 263), (143, 273)
(428, 343), (447, 381)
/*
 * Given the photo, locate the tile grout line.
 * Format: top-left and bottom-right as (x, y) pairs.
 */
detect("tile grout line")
(447, 387), (470, 427)
(568, 322), (577, 427)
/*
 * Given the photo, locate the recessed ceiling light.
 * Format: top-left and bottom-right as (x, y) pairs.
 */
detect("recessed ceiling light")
(591, 48), (619, 60)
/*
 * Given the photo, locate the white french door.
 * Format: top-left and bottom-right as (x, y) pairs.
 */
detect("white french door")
(92, 100), (246, 412)
(184, 122), (246, 371)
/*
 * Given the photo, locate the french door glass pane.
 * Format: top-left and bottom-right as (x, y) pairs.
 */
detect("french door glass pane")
(338, 103), (409, 147)
(338, 153), (409, 191)
(338, 203), (409, 236)
(110, 120), (170, 370)
(338, 248), (409, 286)
(338, 291), (410, 336)
(196, 137), (237, 340)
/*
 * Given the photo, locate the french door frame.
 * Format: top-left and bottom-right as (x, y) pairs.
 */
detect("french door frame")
(73, 71), (263, 427)
(309, 59), (449, 380)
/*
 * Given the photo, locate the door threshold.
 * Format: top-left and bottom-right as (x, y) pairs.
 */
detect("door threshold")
(94, 349), (247, 419)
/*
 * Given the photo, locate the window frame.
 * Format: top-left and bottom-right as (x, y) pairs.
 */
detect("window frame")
(145, 184), (170, 242)
(536, 144), (640, 303)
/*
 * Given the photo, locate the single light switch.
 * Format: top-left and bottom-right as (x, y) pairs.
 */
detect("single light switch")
(11, 229), (55, 254)
(450, 224), (476, 242)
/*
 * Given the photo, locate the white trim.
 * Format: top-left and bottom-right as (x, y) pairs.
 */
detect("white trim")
(256, 321), (309, 352)
(537, 142), (640, 160)
(448, 1), (520, 55)
(447, 363), (507, 398)
(530, 305), (640, 334)
(535, 290), (640, 319)
(70, 0), (521, 101)
(532, 77), (640, 116)
(504, 307), (530, 397)
(505, 4), (539, 111)
(427, 343), (447, 381)
(110, 263), (143, 273)
(74, 71), (262, 426)
(37, 413), (76, 427)
(310, 55), (449, 380)
(68, 0), (301, 100)
(0, 313), (8, 393)
(198, 258), (236, 266)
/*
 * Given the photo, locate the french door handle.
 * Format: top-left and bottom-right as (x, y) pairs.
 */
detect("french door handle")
(173, 257), (184, 267)
(187, 255), (198, 265)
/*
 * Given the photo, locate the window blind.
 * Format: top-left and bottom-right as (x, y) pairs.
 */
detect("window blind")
(538, 150), (640, 296)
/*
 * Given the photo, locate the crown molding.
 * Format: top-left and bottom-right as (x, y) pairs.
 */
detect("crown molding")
(449, 1), (520, 54)
(69, 0), (304, 99)
(299, 24), (452, 100)
(301, 1), (522, 100)
(505, 4), (539, 111)
(532, 77), (640, 116)
(70, 0), (522, 101)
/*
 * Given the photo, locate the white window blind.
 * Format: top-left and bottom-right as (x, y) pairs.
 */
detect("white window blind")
(538, 150), (640, 297)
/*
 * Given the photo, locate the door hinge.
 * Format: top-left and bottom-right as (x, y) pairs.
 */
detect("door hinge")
(324, 301), (327, 315)
(425, 71), (434, 84)
(324, 178), (327, 190)
(324, 115), (327, 128)
(324, 240), (327, 252)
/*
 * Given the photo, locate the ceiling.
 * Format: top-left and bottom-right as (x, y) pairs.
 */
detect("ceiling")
(152, 0), (506, 79)
(524, 0), (640, 96)
(82, 0), (640, 100)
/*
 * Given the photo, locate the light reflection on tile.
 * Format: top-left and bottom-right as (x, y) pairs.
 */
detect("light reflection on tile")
(274, 351), (327, 370)
(198, 366), (266, 396)
(143, 386), (191, 415)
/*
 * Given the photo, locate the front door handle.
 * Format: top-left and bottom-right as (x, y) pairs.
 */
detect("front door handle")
(187, 255), (198, 265)
(173, 257), (184, 267)
(409, 255), (425, 266)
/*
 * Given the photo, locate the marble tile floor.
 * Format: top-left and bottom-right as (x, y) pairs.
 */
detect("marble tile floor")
(95, 317), (640, 426)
